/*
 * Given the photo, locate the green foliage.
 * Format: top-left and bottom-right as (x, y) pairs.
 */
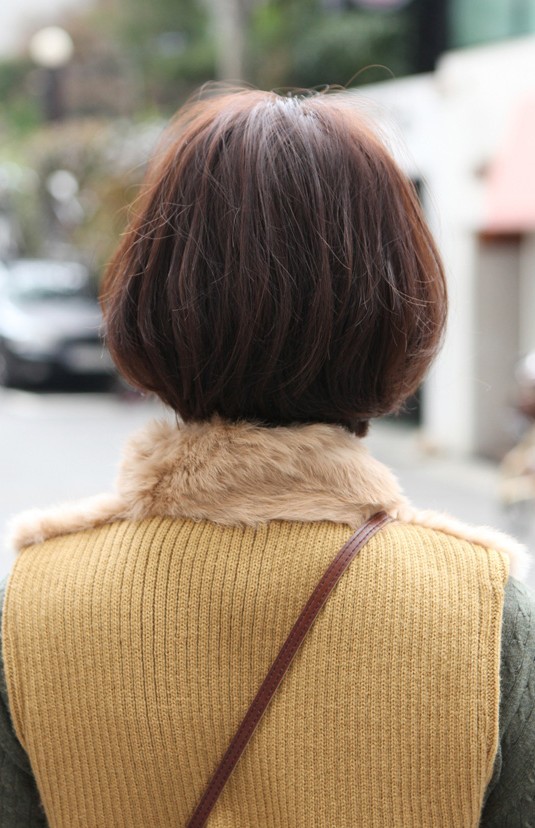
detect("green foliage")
(113, 0), (411, 106)
(289, 10), (410, 87)
(0, 0), (414, 129)
(113, 0), (215, 111)
(0, 0), (414, 267)
(250, 3), (410, 89)
(142, 34), (216, 110)
(0, 59), (40, 135)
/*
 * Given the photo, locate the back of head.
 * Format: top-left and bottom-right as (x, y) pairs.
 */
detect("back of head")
(102, 88), (446, 435)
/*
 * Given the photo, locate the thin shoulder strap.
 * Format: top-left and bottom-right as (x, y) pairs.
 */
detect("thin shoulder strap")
(187, 510), (392, 828)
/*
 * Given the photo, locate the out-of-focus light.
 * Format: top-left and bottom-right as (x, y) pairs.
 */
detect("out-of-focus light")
(46, 170), (79, 202)
(518, 353), (535, 385)
(29, 27), (74, 69)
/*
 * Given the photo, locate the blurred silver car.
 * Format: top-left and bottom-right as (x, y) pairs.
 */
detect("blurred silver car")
(0, 259), (114, 386)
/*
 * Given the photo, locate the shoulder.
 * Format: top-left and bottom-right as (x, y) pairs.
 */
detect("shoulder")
(6, 493), (127, 553)
(392, 507), (530, 582)
(482, 575), (535, 823)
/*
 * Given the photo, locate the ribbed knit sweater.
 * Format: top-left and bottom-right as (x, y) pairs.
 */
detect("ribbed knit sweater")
(1, 418), (529, 827)
(4, 517), (507, 827)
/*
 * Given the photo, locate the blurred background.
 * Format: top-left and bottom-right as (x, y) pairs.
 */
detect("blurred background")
(1, 0), (535, 583)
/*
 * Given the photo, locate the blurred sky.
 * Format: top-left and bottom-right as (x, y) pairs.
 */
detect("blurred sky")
(0, 0), (94, 57)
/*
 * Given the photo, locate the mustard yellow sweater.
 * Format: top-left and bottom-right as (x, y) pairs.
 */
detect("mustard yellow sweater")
(2, 418), (520, 827)
(4, 517), (507, 827)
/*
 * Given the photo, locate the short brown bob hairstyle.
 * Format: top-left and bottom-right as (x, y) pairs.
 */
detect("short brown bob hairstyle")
(102, 88), (447, 435)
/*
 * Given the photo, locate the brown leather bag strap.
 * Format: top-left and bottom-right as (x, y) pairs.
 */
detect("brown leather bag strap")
(186, 510), (392, 828)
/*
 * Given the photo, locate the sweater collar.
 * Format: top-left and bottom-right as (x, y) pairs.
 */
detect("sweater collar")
(115, 417), (408, 527)
(8, 417), (530, 581)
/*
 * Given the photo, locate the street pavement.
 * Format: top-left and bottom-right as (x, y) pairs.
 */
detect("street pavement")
(1, 387), (534, 588)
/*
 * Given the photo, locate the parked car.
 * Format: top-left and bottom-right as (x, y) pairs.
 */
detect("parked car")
(0, 258), (114, 386)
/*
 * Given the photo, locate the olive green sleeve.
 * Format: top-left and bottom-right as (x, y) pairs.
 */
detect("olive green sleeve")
(481, 575), (535, 826)
(0, 578), (47, 827)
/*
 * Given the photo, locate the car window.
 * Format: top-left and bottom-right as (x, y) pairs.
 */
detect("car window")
(5, 261), (96, 303)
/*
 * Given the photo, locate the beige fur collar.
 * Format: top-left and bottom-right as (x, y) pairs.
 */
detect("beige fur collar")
(9, 417), (530, 580)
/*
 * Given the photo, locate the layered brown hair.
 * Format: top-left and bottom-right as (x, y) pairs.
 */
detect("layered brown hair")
(102, 89), (447, 434)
